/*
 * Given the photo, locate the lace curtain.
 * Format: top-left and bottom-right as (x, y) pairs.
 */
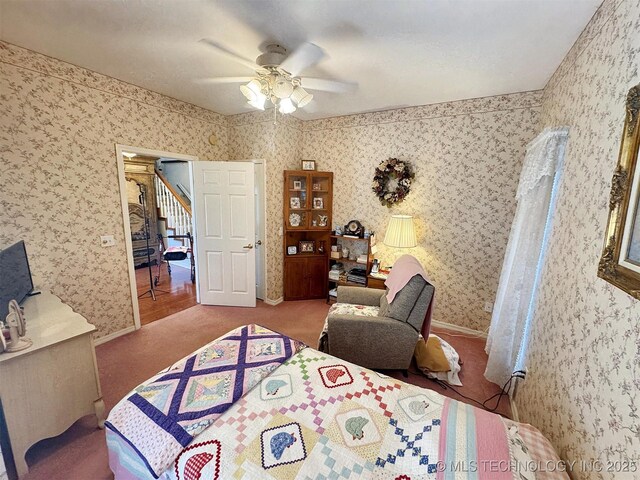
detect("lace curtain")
(485, 127), (569, 388)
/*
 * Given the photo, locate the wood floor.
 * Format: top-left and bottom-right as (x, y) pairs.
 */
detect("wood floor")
(135, 261), (197, 325)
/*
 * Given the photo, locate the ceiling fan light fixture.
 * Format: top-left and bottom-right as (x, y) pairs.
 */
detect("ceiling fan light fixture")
(273, 76), (294, 99)
(291, 86), (313, 108)
(278, 97), (296, 114)
(247, 93), (267, 110)
(240, 79), (263, 101)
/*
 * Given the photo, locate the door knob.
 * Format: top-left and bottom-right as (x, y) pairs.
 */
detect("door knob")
(243, 244), (254, 249)
(256, 240), (262, 246)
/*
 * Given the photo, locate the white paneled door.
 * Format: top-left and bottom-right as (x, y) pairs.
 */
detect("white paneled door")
(192, 161), (256, 307)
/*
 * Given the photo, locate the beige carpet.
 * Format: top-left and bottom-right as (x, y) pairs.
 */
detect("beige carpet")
(21, 299), (508, 480)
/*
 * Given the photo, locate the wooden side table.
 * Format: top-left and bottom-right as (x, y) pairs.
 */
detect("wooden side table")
(367, 275), (387, 290)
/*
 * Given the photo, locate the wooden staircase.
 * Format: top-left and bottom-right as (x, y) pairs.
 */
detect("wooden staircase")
(154, 169), (192, 243)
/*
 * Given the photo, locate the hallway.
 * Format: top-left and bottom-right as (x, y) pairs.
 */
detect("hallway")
(135, 262), (197, 325)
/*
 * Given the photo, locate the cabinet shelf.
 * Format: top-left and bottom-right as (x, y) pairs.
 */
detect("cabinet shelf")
(328, 278), (367, 287)
(330, 235), (370, 241)
(328, 234), (374, 298)
(284, 170), (333, 301)
(330, 258), (368, 265)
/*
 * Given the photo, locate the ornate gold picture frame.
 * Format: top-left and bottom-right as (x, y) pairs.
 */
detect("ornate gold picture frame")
(598, 83), (640, 298)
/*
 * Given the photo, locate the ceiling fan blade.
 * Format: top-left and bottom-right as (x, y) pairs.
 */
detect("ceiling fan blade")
(194, 77), (254, 84)
(280, 42), (325, 76)
(302, 77), (357, 93)
(302, 99), (318, 113)
(199, 38), (264, 73)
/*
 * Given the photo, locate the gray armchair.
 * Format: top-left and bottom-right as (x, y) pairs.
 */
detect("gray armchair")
(318, 275), (434, 371)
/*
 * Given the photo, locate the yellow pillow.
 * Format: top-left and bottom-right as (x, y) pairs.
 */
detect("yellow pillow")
(414, 336), (450, 372)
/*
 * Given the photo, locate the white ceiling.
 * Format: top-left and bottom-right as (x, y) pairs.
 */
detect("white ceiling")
(0, 0), (602, 120)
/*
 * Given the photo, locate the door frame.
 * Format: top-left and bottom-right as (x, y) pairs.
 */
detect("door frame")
(253, 160), (266, 300)
(115, 144), (199, 330)
(227, 159), (267, 300)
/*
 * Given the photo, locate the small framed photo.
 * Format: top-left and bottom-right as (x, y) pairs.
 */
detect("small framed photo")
(301, 160), (316, 171)
(287, 245), (298, 255)
(290, 197), (301, 209)
(299, 240), (315, 253)
(312, 183), (321, 191)
(313, 197), (324, 209)
(293, 180), (302, 190)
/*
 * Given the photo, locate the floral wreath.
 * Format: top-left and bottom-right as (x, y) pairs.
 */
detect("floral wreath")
(371, 158), (415, 207)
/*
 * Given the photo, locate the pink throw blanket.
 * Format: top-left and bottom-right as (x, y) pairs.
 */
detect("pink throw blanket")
(437, 398), (512, 480)
(385, 254), (435, 338)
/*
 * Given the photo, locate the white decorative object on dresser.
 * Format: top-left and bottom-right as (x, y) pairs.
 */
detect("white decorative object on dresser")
(0, 292), (105, 478)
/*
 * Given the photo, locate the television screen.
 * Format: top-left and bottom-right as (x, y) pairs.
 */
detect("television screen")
(0, 241), (34, 320)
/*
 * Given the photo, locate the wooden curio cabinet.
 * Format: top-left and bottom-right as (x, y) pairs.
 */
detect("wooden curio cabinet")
(283, 170), (333, 300)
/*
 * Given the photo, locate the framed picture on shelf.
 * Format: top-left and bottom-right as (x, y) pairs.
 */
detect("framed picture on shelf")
(290, 197), (301, 209)
(299, 240), (315, 253)
(289, 212), (302, 227)
(287, 245), (298, 255)
(293, 180), (302, 190)
(312, 183), (321, 191)
(313, 197), (324, 209)
(301, 160), (316, 171)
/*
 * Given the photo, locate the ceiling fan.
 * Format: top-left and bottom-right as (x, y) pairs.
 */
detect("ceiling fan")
(198, 39), (356, 114)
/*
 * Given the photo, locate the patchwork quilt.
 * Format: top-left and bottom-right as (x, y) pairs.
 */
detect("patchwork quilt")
(107, 326), (564, 480)
(105, 325), (305, 478)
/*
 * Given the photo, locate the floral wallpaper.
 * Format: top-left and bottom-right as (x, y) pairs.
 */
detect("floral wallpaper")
(0, 41), (228, 339)
(516, 0), (640, 477)
(302, 92), (542, 331)
(3, 4), (639, 476)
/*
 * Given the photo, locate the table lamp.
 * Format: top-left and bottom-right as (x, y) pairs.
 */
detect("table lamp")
(384, 215), (417, 248)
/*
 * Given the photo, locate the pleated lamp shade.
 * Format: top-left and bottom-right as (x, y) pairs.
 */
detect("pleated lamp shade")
(384, 215), (417, 248)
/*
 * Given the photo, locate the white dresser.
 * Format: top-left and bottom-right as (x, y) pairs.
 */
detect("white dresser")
(0, 292), (105, 478)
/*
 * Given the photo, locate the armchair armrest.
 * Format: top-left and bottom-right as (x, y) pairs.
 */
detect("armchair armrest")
(326, 314), (417, 370)
(336, 286), (385, 306)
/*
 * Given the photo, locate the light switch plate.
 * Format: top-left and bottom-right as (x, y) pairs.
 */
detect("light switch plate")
(483, 301), (493, 313)
(101, 235), (116, 247)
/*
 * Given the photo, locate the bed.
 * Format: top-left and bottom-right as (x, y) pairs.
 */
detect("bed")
(105, 325), (567, 480)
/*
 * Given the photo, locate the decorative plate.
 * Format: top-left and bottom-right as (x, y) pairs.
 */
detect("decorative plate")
(289, 213), (302, 227)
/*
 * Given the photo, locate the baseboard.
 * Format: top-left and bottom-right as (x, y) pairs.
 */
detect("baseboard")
(431, 320), (488, 339)
(94, 325), (136, 346)
(263, 297), (284, 306)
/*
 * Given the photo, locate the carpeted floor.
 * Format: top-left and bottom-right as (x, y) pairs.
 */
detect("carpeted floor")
(21, 300), (509, 480)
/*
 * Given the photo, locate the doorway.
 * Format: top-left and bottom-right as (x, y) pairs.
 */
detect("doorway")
(116, 147), (267, 330)
(116, 145), (199, 328)
(254, 161), (266, 300)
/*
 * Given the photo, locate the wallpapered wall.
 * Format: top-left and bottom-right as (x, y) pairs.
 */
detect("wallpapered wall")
(516, 0), (640, 476)
(3, 3), (640, 474)
(302, 93), (542, 331)
(227, 111), (303, 301)
(0, 42), (229, 338)
(0, 35), (541, 338)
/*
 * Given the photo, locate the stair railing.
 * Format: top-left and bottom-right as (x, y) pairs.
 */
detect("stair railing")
(154, 169), (192, 237)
